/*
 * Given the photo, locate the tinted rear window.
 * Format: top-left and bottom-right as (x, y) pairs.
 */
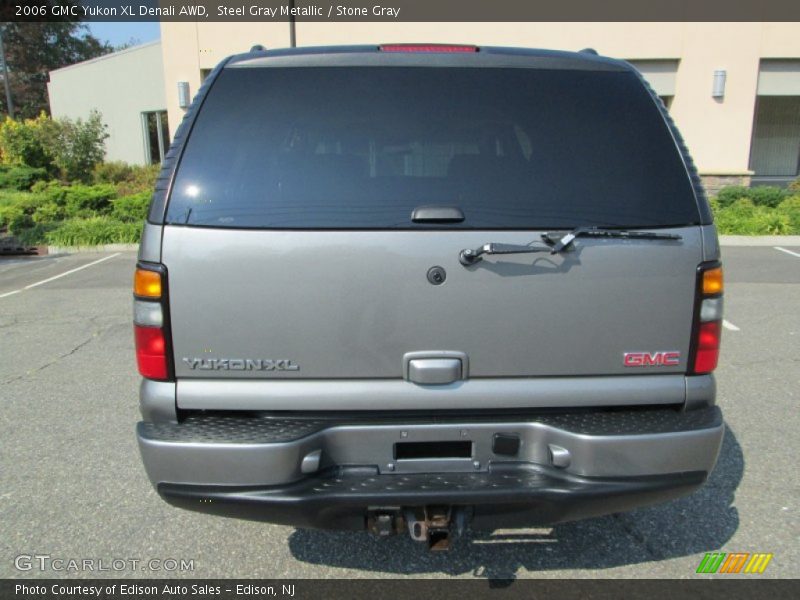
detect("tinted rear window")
(166, 67), (700, 229)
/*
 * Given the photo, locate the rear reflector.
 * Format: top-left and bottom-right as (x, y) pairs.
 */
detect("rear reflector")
(693, 321), (721, 374)
(134, 268), (162, 298)
(702, 266), (724, 295)
(135, 325), (168, 380)
(133, 299), (164, 328)
(379, 44), (478, 53)
(699, 297), (724, 323)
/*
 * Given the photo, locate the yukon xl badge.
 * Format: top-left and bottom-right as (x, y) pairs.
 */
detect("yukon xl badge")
(624, 352), (680, 367)
(183, 358), (299, 371)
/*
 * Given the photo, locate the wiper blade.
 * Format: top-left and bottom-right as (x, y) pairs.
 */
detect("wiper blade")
(546, 227), (682, 254)
(459, 227), (682, 266)
(459, 242), (552, 265)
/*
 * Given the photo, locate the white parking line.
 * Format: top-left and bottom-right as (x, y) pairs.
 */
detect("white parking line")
(774, 246), (800, 258)
(0, 253), (120, 299)
(723, 320), (740, 332)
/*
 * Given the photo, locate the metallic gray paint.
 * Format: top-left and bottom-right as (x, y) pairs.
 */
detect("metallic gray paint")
(162, 226), (703, 384)
(175, 374), (696, 411)
(139, 379), (177, 422)
(137, 416), (724, 487)
(685, 374), (717, 410)
(407, 358), (462, 385)
(137, 223), (162, 264)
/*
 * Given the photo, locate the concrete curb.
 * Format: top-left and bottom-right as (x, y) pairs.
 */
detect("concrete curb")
(719, 235), (800, 247)
(47, 243), (139, 254)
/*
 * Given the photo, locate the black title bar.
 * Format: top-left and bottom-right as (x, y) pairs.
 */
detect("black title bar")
(3, 0), (800, 22)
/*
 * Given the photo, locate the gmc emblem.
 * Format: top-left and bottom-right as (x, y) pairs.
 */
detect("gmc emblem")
(624, 351), (681, 367)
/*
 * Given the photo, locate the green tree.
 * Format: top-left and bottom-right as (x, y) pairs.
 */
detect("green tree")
(0, 21), (112, 119)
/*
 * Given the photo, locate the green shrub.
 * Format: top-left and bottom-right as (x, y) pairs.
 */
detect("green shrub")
(747, 186), (790, 209)
(110, 192), (150, 222)
(715, 185), (789, 209)
(0, 203), (24, 229)
(31, 202), (66, 224)
(93, 161), (134, 185)
(0, 113), (55, 171)
(777, 196), (800, 233)
(114, 164), (160, 196)
(7, 209), (34, 234)
(15, 223), (52, 246)
(714, 198), (792, 235)
(0, 165), (48, 190)
(715, 186), (750, 208)
(788, 178), (800, 193)
(44, 111), (109, 183)
(44, 216), (141, 246)
(62, 184), (117, 217)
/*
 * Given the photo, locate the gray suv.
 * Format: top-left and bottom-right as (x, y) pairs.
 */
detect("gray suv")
(134, 44), (724, 549)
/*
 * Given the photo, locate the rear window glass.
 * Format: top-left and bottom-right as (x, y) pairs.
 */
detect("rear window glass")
(166, 67), (700, 229)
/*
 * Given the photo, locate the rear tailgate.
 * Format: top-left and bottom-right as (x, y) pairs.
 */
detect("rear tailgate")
(159, 55), (707, 409)
(163, 226), (701, 379)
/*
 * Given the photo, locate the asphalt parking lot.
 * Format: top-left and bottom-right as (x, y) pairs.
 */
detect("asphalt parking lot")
(0, 245), (798, 579)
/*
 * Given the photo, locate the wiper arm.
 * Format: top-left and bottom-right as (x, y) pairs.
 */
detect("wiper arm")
(459, 227), (682, 266)
(545, 227), (682, 254)
(459, 242), (552, 266)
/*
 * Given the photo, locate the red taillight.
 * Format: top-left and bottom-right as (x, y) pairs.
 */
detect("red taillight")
(133, 263), (170, 381)
(135, 325), (168, 380)
(693, 321), (721, 374)
(690, 262), (723, 375)
(379, 44), (478, 53)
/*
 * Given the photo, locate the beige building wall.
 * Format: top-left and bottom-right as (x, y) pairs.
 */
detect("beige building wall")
(160, 22), (800, 182)
(48, 41), (166, 165)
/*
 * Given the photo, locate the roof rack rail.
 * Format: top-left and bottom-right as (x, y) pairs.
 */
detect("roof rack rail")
(579, 48), (599, 55)
(250, 44), (267, 52)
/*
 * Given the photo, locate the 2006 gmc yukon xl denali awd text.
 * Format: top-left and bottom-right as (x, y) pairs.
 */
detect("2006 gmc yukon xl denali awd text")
(134, 44), (725, 550)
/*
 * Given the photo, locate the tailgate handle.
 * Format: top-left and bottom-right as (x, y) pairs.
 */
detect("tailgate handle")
(403, 351), (469, 385)
(408, 359), (462, 385)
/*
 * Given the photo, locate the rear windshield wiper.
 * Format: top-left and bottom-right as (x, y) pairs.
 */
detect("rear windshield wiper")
(459, 242), (552, 265)
(544, 227), (682, 254)
(459, 227), (682, 265)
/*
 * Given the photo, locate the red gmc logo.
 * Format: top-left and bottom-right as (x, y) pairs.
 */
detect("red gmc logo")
(624, 352), (681, 367)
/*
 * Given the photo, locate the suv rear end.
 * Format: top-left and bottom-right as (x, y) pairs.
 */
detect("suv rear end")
(134, 45), (724, 549)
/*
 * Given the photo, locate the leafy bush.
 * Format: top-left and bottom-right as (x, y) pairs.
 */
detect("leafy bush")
(31, 202), (65, 224)
(777, 196), (800, 232)
(0, 203), (24, 229)
(92, 161), (134, 184)
(62, 183), (117, 216)
(114, 164), (160, 196)
(44, 216), (141, 246)
(715, 185), (789, 209)
(44, 111), (109, 183)
(0, 113), (55, 170)
(0, 165), (48, 190)
(714, 199), (793, 235)
(0, 112), (108, 183)
(110, 192), (150, 222)
(15, 223), (52, 246)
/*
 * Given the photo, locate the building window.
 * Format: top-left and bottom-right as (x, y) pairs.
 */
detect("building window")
(142, 110), (170, 165)
(749, 96), (800, 180)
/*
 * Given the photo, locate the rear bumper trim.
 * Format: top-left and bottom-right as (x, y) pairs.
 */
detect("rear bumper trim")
(157, 466), (708, 530)
(137, 406), (724, 486)
(175, 374), (703, 412)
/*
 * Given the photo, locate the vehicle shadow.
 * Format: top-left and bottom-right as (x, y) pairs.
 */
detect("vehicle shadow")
(287, 422), (742, 578)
